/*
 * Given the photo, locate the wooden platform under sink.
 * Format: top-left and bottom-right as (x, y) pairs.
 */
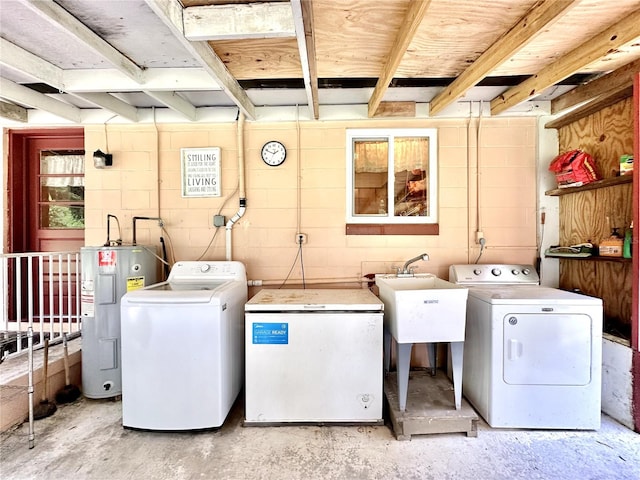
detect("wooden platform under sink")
(384, 369), (479, 441)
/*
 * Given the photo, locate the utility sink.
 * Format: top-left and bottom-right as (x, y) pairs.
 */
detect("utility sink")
(375, 274), (469, 343)
(375, 273), (469, 412)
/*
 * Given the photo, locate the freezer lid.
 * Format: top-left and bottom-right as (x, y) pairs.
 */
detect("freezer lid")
(468, 285), (603, 305)
(245, 288), (384, 312)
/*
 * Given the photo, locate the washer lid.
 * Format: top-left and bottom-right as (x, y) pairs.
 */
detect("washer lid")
(245, 288), (384, 312)
(468, 285), (603, 305)
(123, 280), (232, 304)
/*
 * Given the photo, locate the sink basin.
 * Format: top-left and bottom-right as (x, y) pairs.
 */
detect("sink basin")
(375, 274), (469, 343)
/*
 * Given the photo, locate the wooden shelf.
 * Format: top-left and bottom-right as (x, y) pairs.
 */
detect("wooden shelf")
(545, 255), (631, 263)
(545, 175), (632, 196)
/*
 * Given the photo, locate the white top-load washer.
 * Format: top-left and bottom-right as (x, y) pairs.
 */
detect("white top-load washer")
(449, 264), (603, 430)
(120, 261), (247, 430)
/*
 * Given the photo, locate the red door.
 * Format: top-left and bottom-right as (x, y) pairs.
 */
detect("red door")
(7, 129), (85, 321)
(27, 137), (85, 253)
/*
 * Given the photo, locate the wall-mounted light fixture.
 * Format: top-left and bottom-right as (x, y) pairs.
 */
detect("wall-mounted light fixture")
(93, 149), (113, 169)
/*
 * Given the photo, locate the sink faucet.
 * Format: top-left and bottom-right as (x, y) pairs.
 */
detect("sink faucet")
(398, 253), (429, 277)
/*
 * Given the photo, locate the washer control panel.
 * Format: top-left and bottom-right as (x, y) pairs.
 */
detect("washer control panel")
(167, 261), (247, 283)
(449, 264), (539, 285)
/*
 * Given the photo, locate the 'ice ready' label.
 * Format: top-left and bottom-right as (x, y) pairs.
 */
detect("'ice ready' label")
(252, 323), (288, 344)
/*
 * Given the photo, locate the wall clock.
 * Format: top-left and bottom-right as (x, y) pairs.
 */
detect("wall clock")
(261, 140), (287, 166)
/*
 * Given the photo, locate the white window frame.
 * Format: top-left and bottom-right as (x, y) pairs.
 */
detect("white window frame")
(346, 128), (438, 224)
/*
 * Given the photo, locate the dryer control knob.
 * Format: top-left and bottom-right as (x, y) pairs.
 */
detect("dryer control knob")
(511, 269), (520, 275)
(491, 268), (502, 276)
(473, 269), (482, 276)
(200, 264), (211, 273)
(522, 268), (531, 275)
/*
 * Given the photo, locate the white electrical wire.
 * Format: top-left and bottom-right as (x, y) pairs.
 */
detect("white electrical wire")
(103, 114), (117, 153)
(474, 238), (486, 264)
(279, 243), (306, 289)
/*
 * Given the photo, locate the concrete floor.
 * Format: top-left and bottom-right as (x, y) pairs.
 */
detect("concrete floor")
(1, 394), (639, 480)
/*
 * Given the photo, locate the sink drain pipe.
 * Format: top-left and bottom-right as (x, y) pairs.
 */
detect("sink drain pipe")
(226, 111), (246, 261)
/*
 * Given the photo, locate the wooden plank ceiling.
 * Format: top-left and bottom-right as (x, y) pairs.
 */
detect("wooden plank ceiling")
(0, 0), (639, 123)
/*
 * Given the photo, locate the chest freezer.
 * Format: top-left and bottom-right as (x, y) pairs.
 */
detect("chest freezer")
(244, 288), (384, 424)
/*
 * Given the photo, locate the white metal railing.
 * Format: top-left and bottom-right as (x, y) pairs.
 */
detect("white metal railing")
(1, 251), (81, 361)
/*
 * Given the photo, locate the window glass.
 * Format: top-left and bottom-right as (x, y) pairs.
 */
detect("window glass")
(393, 137), (430, 217)
(353, 138), (389, 215)
(347, 129), (437, 224)
(40, 205), (85, 228)
(39, 152), (85, 229)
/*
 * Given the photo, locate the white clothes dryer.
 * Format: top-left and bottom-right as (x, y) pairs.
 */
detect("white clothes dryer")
(449, 264), (602, 430)
(120, 261), (247, 430)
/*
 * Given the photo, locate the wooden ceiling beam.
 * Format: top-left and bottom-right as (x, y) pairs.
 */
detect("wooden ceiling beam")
(551, 56), (640, 113)
(491, 9), (640, 115)
(368, 0), (431, 118)
(63, 68), (221, 93)
(184, 2), (295, 41)
(145, 0), (256, 121)
(77, 93), (139, 122)
(0, 38), (218, 96)
(0, 100), (28, 123)
(291, 0), (319, 119)
(18, 0), (145, 83)
(0, 78), (81, 123)
(0, 39), (139, 122)
(429, 0), (578, 116)
(0, 38), (64, 87)
(144, 91), (197, 121)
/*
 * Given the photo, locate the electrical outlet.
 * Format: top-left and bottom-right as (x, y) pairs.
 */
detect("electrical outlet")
(295, 233), (307, 245)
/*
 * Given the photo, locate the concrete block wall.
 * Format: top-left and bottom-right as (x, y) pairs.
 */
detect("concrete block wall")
(83, 117), (539, 283)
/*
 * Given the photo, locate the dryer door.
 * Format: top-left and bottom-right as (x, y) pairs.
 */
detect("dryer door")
(502, 313), (593, 386)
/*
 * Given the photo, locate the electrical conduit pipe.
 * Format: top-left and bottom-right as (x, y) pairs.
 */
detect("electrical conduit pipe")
(226, 111), (246, 261)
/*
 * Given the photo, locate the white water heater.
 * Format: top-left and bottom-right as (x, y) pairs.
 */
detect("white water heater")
(80, 245), (158, 398)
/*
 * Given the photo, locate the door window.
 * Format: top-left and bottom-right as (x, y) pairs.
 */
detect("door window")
(38, 151), (85, 229)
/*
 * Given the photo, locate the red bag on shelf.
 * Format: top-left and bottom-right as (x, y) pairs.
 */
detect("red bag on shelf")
(548, 149), (599, 188)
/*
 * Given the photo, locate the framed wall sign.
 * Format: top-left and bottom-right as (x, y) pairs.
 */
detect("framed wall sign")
(180, 147), (221, 198)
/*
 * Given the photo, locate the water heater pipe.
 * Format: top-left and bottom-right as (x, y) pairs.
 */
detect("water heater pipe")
(226, 111), (247, 261)
(104, 214), (123, 246)
(132, 216), (164, 245)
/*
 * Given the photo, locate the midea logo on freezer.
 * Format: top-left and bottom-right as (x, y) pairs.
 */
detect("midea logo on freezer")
(423, 299), (439, 304)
